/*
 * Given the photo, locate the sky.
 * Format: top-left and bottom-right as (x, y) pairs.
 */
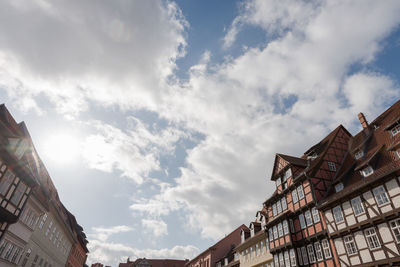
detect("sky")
(0, 0), (400, 266)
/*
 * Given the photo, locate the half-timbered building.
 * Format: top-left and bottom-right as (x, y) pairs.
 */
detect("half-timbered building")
(318, 101), (400, 266)
(263, 124), (352, 267)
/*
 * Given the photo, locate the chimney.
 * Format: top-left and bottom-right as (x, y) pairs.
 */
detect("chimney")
(358, 113), (368, 129)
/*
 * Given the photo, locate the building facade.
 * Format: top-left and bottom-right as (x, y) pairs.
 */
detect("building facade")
(186, 225), (248, 267)
(235, 211), (273, 267)
(318, 104), (400, 266)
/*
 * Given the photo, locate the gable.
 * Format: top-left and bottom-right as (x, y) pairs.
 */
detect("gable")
(271, 155), (288, 180)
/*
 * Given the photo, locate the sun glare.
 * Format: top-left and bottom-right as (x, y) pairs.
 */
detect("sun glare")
(42, 133), (81, 165)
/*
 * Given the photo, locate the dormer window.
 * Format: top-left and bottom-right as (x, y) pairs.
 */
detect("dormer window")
(307, 152), (318, 160)
(328, 162), (336, 172)
(335, 183), (344, 192)
(354, 150), (364, 160)
(391, 124), (400, 136)
(361, 166), (374, 177)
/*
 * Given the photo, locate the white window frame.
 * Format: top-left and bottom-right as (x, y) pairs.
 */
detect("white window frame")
(307, 244), (316, 263)
(283, 220), (289, 235)
(292, 189), (298, 204)
(269, 228), (273, 241)
(276, 177), (282, 187)
(351, 196), (365, 216)
(321, 239), (332, 259)
(312, 207), (320, 223)
(278, 223), (283, 237)
(390, 219), (400, 243)
(279, 252), (284, 267)
(372, 185), (390, 206)
(281, 197), (287, 211)
(391, 124), (400, 136)
(344, 235), (357, 255)
(274, 255), (279, 267)
(297, 248), (303, 266)
(301, 246), (309, 265)
(284, 251), (290, 267)
(361, 165), (374, 177)
(305, 210), (313, 226)
(314, 242), (323, 261)
(272, 203), (277, 216)
(273, 226), (278, 240)
(299, 214), (306, 229)
(297, 185), (305, 200)
(332, 206), (344, 223)
(277, 201), (282, 214)
(354, 150), (364, 160)
(334, 183), (344, 192)
(328, 162), (336, 172)
(364, 227), (381, 250)
(289, 249), (296, 267)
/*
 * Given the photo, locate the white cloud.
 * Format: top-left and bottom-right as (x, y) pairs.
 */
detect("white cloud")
(0, 0), (187, 115)
(90, 225), (134, 242)
(87, 240), (199, 266)
(142, 219), (168, 237)
(129, 0), (400, 239)
(82, 117), (188, 183)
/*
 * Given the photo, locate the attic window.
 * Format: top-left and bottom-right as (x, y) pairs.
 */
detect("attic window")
(328, 162), (336, 172)
(308, 152), (318, 160)
(391, 124), (400, 136)
(361, 166), (374, 177)
(335, 183), (344, 192)
(354, 150), (364, 160)
(276, 177), (282, 187)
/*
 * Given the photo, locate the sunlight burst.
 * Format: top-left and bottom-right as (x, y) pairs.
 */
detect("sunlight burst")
(42, 133), (81, 165)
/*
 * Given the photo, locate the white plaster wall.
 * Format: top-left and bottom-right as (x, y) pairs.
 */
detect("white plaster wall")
(354, 231), (367, 249)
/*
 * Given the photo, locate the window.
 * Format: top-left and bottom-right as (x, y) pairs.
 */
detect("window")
(292, 189), (298, 204)
(299, 214), (306, 229)
(0, 170), (15, 196)
(289, 249), (296, 267)
(332, 206), (344, 223)
(334, 183), (344, 192)
(361, 166), (374, 177)
(277, 201), (282, 214)
(297, 185), (305, 199)
(289, 219), (294, 233)
(365, 228), (381, 249)
(390, 219), (400, 243)
(344, 235), (357, 255)
(284, 169), (292, 180)
(281, 197), (287, 211)
(278, 223), (283, 237)
(391, 124), (400, 136)
(10, 181), (27, 205)
(297, 248), (303, 266)
(312, 207), (320, 223)
(279, 253), (284, 267)
(4, 243), (15, 260)
(321, 239), (332, 259)
(354, 150), (364, 160)
(307, 244), (316, 263)
(284, 251), (290, 267)
(283, 220), (289, 235)
(314, 242), (323, 261)
(11, 247), (21, 263)
(351, 197), (365, 216)
(245, 249), (248, 261)
(301, 247), (309, 265)
(0, 240), (8, 256)
(39, 214), (47, 229)
(276, 177), (282, 187)
(373, 186), (389, 206)
(328, 162), (336, 172)
(273, 226), (278, 240)
(274, 255), (279, 267)
(255, 244), (259, 256)
(269, 228), (273, 240)
(305, 210), (313, 226)
(260, 240), (264, 254)
(272, 204), (277, 216)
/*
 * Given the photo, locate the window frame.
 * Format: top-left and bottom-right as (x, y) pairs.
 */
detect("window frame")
(312, 207), (320, 223)
(299, 214), (306, 229)
(328, 162), (336, 172)
(390, 219), (400, 243)
(307, 244), (316, 263)
(321, 239), (332, 259)
(292, 189), (298, 204)
(364, 227), (381, 250)
(361, 166), (374, 177)
(372, 185), (390, 207)
(305, 210), (313, 226)
(314, 242), (323, 261)
(351, 197), (365, 216)
(297, 185), (305, 200)
(344, 235), (358, 255)
(332, 205), (344, 223)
